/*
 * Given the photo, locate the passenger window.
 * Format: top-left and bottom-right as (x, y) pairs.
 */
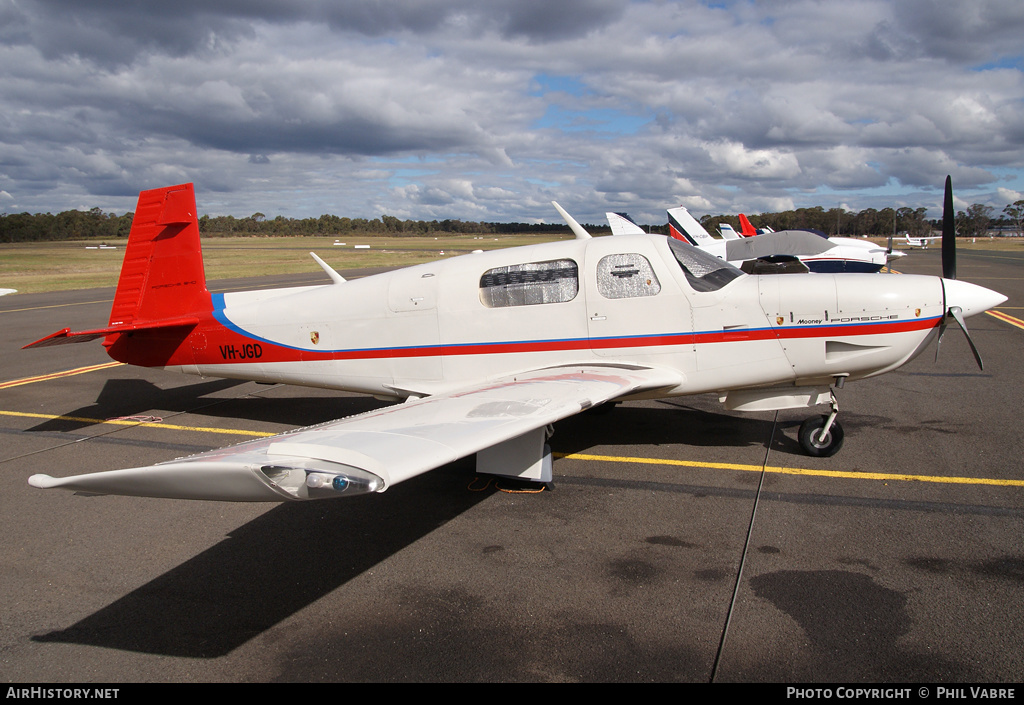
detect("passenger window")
(479, 259), (579, 308)
(597, 254), (661, 299)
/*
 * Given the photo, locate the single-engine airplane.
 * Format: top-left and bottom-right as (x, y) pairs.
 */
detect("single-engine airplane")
(901, 234), (943, 248)
(25, 178), (1004, 503)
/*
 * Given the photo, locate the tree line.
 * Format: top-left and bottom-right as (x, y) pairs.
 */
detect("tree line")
(3, 200), (1022, 243)
(0, 207), (574, 243)
(703, 201), (1024, 240)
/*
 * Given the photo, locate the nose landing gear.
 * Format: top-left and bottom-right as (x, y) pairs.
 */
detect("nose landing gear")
(798, 388), (844, 457)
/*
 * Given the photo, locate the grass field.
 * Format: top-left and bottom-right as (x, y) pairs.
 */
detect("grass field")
(0, 233), (573, 294)
(1, 232), (1021, 295)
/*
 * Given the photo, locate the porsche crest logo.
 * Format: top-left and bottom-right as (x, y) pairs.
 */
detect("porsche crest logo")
(310, 331), (320, 345)
(776, 316), (784, 326)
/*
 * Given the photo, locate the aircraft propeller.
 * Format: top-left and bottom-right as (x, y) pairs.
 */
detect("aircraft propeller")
(935, 175), (985, 370)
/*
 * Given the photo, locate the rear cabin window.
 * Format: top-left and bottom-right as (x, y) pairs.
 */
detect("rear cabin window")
(597, 253), (661, 299)
(479, 259), (579, 308)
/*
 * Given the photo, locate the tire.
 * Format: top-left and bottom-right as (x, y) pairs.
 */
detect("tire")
(799, 415), (844, 457)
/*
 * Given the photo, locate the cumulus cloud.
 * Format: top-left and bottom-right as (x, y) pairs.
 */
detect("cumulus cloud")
(0, 0), (1022, 222)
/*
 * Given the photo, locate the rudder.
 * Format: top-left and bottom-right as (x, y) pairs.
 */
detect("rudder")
(109, 183), (211, 327)
(23, 183), (212, 358)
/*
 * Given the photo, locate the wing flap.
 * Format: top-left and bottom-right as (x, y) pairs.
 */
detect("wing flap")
(28, 366), (681, 501)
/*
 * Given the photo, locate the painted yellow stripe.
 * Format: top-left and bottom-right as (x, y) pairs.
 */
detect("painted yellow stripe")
(987, 309), (1024, 330)
(0, 361), (125, 390)
(2, 406), (1020, 485)
(0, 299), (111, 314)
(556, 452), (1024, 488)
(0, 409), (274, 437)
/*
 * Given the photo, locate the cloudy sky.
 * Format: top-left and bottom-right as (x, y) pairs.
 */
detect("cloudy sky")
(2, 0), (1023, 224)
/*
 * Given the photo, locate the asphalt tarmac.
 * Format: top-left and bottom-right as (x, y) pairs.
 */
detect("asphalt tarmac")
(1, 247), (1021, 683)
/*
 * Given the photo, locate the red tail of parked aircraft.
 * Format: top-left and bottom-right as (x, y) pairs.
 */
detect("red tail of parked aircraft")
(24, 184), (212, 367)
(738, 213), (758, 237)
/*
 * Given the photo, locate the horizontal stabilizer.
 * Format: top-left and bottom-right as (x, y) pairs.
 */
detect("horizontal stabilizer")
(23, 317), (200, 349)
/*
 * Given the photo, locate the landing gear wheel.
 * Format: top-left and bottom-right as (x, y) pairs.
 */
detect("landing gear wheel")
(799, 415), (845, 457)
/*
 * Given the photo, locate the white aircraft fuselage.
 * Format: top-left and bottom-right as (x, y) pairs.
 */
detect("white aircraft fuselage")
(161, 234), (964, 402)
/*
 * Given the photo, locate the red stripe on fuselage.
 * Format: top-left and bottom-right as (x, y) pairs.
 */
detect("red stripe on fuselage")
(173, 314), (941, 367)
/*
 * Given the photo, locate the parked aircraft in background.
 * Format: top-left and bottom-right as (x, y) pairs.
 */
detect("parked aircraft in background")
(0, 289), (16, 296)
(25, 179), (1002, 503)
(664, 206), (904, 274)
(606, 211), (647, 237)
(739, 214), (768, 236)
(718, 223), (742, 240)
(901, 234), (943, 248)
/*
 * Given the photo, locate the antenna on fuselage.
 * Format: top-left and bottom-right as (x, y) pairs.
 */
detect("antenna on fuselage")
(310, 252), (347, 284)
(551, 201), (592, 240)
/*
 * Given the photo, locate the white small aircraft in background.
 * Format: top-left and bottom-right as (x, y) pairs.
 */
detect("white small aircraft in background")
(901, 234), (943, 248)
(0, 288), (16, 296)
(25, 178), (1003, 503)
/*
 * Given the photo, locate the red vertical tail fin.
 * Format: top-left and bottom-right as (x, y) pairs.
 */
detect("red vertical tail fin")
(109, 183), (210, 327)
(24, 184), (212, 363)
(738, 214), (758, 237)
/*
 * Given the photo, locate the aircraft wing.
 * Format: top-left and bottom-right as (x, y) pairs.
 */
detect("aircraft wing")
(29, 365), (681, 502)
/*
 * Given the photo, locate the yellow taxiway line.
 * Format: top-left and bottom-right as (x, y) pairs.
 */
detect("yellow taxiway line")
(0, 362), (125, 390)
(987, 309), (1024, 330)
(2, 408), (1020, 487)
(0, 409), (274, 438)
(556, 452), (1024, 488)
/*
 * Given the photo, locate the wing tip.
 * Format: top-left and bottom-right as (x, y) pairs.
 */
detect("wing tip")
(28, 474), (57, 489)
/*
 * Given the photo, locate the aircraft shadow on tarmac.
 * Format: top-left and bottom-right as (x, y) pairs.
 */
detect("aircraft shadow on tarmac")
(27, 393), (1020, 662)
(553, 401), (803, 456)
(32, 461), (494, 658)
(27, 396), (792, 659)
(25, 377), (391, 434)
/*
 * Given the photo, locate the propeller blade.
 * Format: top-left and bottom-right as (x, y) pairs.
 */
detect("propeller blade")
(934, 317), (947, 362)
(942, 175), (956, 280)
(948, 306), (984, 371)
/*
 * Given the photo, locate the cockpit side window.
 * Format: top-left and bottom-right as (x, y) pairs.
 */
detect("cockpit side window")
(667, 238), (744, 292)
(479, 259), (579, 308)
(597, 253), (661, 299)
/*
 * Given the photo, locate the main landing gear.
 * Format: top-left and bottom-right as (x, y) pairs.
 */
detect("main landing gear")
(798, 388), (844, 457)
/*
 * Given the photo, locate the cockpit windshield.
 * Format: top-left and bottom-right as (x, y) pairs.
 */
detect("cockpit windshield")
(666, 238), (744, 292)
